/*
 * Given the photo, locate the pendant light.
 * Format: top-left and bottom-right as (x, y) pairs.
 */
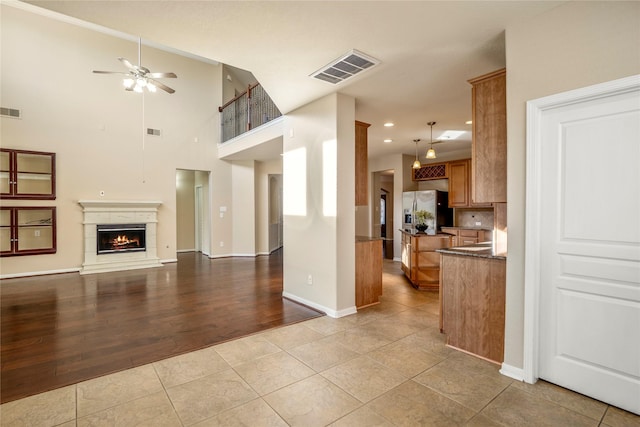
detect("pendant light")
(426, 121), (437, 159)
(412, 139), (421, 169)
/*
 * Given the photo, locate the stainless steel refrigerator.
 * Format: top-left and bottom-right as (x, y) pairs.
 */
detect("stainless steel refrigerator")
(402, 190), (453, 235)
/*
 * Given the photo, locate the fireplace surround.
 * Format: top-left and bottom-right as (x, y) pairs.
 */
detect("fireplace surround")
(78, 200), (162, 274)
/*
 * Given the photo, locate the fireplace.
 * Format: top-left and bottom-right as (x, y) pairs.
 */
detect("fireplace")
(78, 200), (162, 274)
(97, 224), (146, 254)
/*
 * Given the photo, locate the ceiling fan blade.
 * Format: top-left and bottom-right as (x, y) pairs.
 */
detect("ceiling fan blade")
(148, 78), (175, 94)
(118, 57), (135, 69)
(93, 70), (129, 75)
(148, 72), (177, 79)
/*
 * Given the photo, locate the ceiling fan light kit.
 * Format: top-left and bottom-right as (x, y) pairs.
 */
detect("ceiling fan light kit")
(93, 38), (177, 94)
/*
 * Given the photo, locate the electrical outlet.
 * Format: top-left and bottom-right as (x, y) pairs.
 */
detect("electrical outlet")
(307, 274), (313, 285)
(34, 230), (40, 237)
(475, 221), (482, 226)
(219, 241), (224, 247)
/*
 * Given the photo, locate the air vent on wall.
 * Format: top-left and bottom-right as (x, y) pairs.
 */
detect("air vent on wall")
(146, 128), (161, 136)
(310, 49), (380, 84)
(1, 107), (21, 119)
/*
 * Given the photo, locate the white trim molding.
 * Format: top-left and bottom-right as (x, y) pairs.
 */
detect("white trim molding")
(523, 74), (640, 385)
(282, 291), (357, 318)
(0, 267), (81, 280)
(500, 363), (525, 382)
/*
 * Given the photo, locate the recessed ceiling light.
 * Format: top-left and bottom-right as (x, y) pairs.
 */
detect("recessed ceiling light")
(439, 130), (465, 140)
(383, 139), (392, 143)
(465, 120), (473, 125)
(384, 122), (394, 127)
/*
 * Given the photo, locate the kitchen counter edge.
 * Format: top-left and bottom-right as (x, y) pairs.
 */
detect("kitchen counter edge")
(436, 243), (507, 260)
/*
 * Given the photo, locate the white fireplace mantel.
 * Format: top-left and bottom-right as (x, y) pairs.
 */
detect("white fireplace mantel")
(79, 200), (163, 275)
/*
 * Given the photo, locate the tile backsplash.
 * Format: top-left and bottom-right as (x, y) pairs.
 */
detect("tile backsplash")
(455, 209), (494, 228)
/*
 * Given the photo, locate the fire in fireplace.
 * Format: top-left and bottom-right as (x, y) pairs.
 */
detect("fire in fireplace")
(97, 224), (146, 254)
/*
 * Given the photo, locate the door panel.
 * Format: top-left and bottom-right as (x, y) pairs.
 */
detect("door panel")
(538, 86), (640, 414)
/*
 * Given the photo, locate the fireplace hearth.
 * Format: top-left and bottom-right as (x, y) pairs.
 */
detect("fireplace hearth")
(97, 224), (146, 254)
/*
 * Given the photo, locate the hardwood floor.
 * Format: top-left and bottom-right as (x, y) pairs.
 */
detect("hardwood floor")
(0, 250), (322, 403)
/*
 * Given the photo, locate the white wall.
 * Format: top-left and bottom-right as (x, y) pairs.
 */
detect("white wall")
(283, 93), (356, 316)
(504, 1), (640, 370)
(0, 4), (230, 275)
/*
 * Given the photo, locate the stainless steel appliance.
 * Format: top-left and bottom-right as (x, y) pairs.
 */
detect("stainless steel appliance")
(402, 190), (453, 234)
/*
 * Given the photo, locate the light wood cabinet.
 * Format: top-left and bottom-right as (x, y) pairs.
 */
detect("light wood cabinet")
(0, 206), (57, 256)
(448, 159), (470, 208)
(355, 121), (370, 206)
(441, 227), (491, 247)
(468, 68), (506, 204)
(401, 231), (451, 291)
(448, 159), (492, 208)
(440, 253), (506, 363)
(356, 237), (382, 308)
(1, 148), (56, 200)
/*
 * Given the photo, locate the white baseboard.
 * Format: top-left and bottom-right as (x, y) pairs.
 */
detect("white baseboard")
(282, 291), (357, 318)
(161, 258), (178, 264)
(500, 363), (525, 382)
(176, 249), (195, 253)
(1, 267), (81, 280)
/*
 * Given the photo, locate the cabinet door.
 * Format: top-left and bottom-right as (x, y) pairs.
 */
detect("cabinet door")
(0, 150), (10, 197)
(448, 160), (470, 207)
(355, 121), (370, 206)
(469, 69), (506, 204)
(0, 208), (12, 254)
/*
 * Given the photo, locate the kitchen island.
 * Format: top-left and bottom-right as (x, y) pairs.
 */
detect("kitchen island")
(437, 243), (506, 364)
(400, 230), (452, 291)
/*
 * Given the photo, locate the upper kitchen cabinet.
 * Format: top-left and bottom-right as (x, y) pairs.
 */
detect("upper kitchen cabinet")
(468, 69), (506, 204)
(448, 159), (492, 208)
(1, 148), (56, 200)
(355, 121), (370, 206)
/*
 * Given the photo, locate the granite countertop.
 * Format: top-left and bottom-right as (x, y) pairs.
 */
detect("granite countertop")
(441, 226), (493, 232)
(436, 242), (507, 260)
(399, 230), (452, 237)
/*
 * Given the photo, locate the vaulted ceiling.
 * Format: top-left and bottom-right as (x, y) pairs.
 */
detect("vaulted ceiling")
(27, 0), (563, 161)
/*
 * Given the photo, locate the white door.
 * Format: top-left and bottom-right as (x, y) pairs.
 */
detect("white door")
(529, 76), (640, 414)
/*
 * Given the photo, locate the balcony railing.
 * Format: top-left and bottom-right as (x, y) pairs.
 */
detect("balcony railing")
(219, 83), (282, 142)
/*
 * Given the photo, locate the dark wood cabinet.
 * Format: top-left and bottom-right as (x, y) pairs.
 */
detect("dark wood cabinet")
(468, 68), (506, 204)
(1, 148), (56, 200)
(0, 206), (57, 256)
(355, 121), (370, 206)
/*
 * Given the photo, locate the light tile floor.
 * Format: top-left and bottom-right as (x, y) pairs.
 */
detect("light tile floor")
(2, 261), (639, 426)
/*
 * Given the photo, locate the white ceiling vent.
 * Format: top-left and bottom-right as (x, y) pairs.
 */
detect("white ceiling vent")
(310, 49), (379, 84)
(1, 107), (21, 119)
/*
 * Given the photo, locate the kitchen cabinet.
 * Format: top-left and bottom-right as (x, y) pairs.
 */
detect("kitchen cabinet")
(355, 121), (370, 206)
(439, 250), (506, 363)
(356, 237), (382, 308)
(0, 206), (57, 256)
(441, 227), (491, 247)
(1, 148), (56, 200)
(401, 231), (451, 291)
(448, 159), (492, 208)
(468, 68), (506, 204)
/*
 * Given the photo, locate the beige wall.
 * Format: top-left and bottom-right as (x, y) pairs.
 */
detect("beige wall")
(0, 5), (228, 275)
(283, 93), (356, 316)
(504, 1), (640, 369)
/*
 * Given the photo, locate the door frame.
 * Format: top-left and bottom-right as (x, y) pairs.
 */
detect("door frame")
(523, 74), (640, 384)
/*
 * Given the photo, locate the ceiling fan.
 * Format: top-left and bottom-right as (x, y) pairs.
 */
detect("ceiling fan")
(93, 38), (177, 94)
